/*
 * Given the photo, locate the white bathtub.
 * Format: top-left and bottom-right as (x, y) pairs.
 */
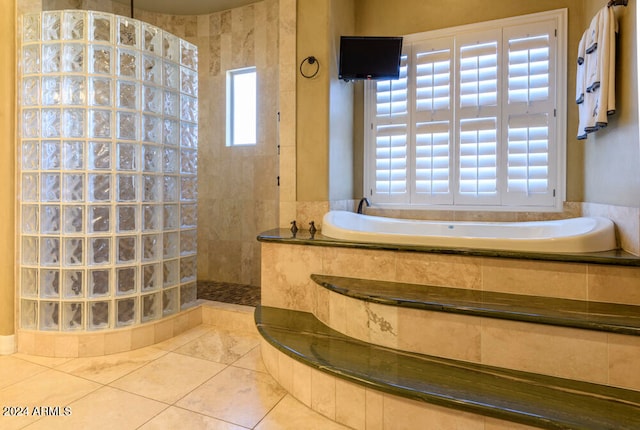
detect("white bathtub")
(321, 211), (617, 253)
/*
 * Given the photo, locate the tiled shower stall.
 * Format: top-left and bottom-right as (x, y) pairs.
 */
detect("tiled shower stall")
(18, 10), (199, 332)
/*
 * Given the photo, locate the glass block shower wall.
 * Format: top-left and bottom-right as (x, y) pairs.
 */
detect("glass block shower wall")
(19, 10), (198, 331)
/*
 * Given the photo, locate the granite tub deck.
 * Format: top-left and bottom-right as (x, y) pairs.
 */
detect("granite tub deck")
(256, 229), (640, 429)
(256, 305), (640, 430)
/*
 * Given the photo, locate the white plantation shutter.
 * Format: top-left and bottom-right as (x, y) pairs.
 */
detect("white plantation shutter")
(364, 11), (565, 210)
(412, 39), (453, 204)
(368, 53), (409, 203)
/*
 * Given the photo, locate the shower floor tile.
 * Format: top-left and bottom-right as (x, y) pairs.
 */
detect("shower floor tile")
(197, 281), (261, 307)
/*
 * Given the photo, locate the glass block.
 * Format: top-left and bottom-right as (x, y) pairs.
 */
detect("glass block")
(40, 205), (60, 233)
(163, 176), (178, 201)
(143, 23), (162, 54)
(116, 142), (138, 171)
(22, 76), (40, 106)
(41, 140), (60, 169)
(22, 45), (40, 74)
(42, 43), (62, 73)
(21, 173), (38, 202)
(89, 269), (110, 297)
(117, 175), (137, 201)
(42, 77), (61, 105)
(180, 40), (198, 70)
(89, 109), (112, 138)
(62, 173), (85, 202)
(163, 204), (178, 229)
(117, 111), (139, 140)
(21, 141), (39, 170)
(89, 301), (109, 329)
(40, 237), (60, 266)
(180, 282), (198, 309)
(21, 300), (38, 329)
(22, 204), (39, 233)
(22, 109), (40, 138)
(143, 175), (160, 202)
(22, 236), (38, 265)
(62, 11), (85, 40)
(163, 32), (179, 62)
(89, 237), (110, 265)
(117, 17), (139, 47)
(89, 77), (112, 106)
(180, 176), (197, 202)
(179, 256), (196, 282)
(180, 94), (198, 123)
(143, 85), (161, 113)
(117, 236), (136, 263)
(143, 204), (160, 231)
(117, 80), (139, 109)
(63, 140), (84, 169)
(181, 204), (197, 228)
(143, 144), (161, 172)
(90, 12), (112, 42)
(163, 91), (179, 118)
(39, 269), (59, 298)
(163, 119), (179, 146)
(180, 229), (197, 256)
(142, 234), (159, 262)
(142, 264), (160, 291)
(116, 298), (136, 327)
(42, 11), (62, 41)
(180, 122), (198, 148)
(163, 61), (179, 90)
(180, 149), (197, 174)
(41, 108), (61, 138)
(89, 174), (111, 201)
(89, 45), (112, 74)
(63, 205), (84, 233)
(162, 288), (178, 316)
(117, 266), (137, 295)
(62, 43), (85, 73)
(163, 231), (178, 258)
(142, 292), (161, 322)
(163, 259), (179, 287)
(39, 302), (59, 331)
(62, 270), (84, 298)
(88, 141), (111, 169)
(89, 205), (110, 233)
(62, 109), (86, 138)
(63, 237), (84, 265)
(62, 302), (83, 331)
(21, 268), (38, 297)
(23, 13), (40, 42)
(41, 173), (61, 202)
(62, 76), (86, 105)
(117, 206), (137, 232)
(143, 56), (162, 85)
(180, 67), (198, 96)
(118, 49), (139, 79)
(163, 148), (178, 173)
(142, 114), (161, 143)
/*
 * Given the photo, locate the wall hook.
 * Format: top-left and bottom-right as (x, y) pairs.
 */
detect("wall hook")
(300, 56), (320, 78)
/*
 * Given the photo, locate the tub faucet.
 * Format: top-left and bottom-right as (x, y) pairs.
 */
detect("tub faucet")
(357, 197), (370, 214)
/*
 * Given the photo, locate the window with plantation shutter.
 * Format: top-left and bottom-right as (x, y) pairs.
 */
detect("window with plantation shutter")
(364, 10), (566, 211)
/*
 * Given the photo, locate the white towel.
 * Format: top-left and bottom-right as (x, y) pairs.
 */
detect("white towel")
(576, 6), (617, 140)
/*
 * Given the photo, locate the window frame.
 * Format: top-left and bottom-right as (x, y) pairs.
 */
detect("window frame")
(226, 66), (257, 147)
(363, 9), (567, 212)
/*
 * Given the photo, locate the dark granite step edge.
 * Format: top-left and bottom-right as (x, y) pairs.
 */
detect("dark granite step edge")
(311, 274), (640, 336)
(256, 305), (640, 430)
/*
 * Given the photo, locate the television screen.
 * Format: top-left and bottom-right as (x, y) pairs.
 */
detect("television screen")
(338, 36), (403, 81)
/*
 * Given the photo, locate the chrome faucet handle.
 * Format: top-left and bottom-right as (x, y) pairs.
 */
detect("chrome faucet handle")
(309, 221), (317, 235)
(290, 220), (298, 234)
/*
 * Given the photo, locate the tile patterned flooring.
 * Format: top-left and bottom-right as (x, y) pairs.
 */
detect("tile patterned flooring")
(0, 303), (349, 430)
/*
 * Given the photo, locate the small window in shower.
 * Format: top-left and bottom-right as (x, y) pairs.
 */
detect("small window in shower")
(226, 66), (257, 146)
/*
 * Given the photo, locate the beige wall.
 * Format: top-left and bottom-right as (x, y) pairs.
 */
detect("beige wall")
(0, 0), (16, 336)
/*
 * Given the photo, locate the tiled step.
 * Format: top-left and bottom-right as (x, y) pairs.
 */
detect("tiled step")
(311, 274), (640, 336)
(256, 305), (640, 430)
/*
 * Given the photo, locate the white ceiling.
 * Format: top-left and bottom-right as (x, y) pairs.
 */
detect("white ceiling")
(121, 0), (259, 15)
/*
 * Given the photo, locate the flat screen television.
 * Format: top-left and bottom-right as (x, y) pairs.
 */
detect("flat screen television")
(338, 36), (403, 81)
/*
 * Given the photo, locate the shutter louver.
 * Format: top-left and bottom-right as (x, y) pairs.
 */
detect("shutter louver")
(507, 114), (549, 194)
(459, 118), (498, 196)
